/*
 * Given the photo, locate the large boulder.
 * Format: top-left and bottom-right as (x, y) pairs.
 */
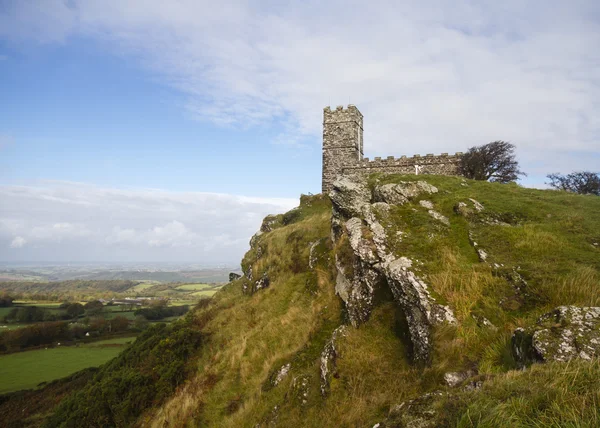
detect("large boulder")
(384, 257), (456, 364)
(329, 176), (371, 218)
(513, 306), (600, 366)
(373, 181), (438, 205)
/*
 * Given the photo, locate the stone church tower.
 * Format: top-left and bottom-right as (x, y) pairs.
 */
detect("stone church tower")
(321, 105), (364, 193)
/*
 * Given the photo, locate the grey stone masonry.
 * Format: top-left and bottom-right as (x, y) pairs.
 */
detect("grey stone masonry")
(321, 105), (462, 193)
(322, 105), (364, 193)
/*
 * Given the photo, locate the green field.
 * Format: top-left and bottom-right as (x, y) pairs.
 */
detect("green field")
(0, 339), (131, 394)
(127, 281), (160, 292)
(174, 283), (211, 291)
(191, 289), (219, 297)
(0, 306), (14, 318)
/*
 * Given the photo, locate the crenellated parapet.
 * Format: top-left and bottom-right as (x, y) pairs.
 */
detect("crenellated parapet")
(342, 152), (462, 176)
(321, 105), (462, 192)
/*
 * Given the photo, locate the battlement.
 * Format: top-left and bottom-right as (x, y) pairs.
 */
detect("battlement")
(322, 105), (462, 192)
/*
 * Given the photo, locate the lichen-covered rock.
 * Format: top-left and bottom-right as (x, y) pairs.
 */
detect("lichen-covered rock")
(469, 198), (484, 212)
(291, 375), (311, 406)
(229, 272), (241, 282)
(329, 175), (455, 363)
(443, 369), (477, 387)
(334, 256), (380, 327)
(260, 214), (282, 233)
(386, 391), (444, 428)
(254, 273), (270, 292)
(513, 306), (600, 366)
(320, 326), (347, 396)
(419, 200), (434, 209)
(345, 217), (378, 264)
(308, 240), (321, 269)
(454, 201), (472, 217)
(373, 181), (438, 205)
(272, 363), (291, 386)
(249, 230), (263, 249)
(427, 209), (449, 226)
(329, 176), (372, 218)
(383, 258), (456, 364)
(534, 306), (600, 362)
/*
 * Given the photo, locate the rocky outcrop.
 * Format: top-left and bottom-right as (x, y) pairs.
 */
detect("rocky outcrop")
(320, 326), (347, 396)
(329, 176), (455, 365)
(229, 272), (242, 282)
(384, 258), (456, 363)
(513, 306), (600, 366)
(373, 181), (438, 205)
(260, 214), (283, 233)
(272, 363), (291, 387)
(383, 391), (445, 428)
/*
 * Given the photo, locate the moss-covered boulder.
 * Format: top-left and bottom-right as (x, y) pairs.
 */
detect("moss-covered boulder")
(513, 306), (600, 365)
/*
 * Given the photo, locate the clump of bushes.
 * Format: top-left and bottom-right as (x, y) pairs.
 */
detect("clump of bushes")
(43, 320), (202, 427)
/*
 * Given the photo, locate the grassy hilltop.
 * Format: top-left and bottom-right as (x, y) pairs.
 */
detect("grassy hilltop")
(2, 175), (600, 427)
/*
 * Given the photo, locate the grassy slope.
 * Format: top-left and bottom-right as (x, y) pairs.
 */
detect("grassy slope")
(142, 180), (600, 427)
(4, 178), (596, 426)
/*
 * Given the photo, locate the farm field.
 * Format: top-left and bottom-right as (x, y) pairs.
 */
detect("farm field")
(0, 337), (134, 394)
(191, 289), (219, 297)
(174, 283), (210, 291)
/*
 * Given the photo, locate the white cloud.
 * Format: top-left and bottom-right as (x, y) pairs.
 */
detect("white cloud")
(10, 236), (26, 248)
(0, 1), (599, 173)
(0, 181), (297, 262)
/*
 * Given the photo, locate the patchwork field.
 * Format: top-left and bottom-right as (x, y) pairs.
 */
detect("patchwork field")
(174, 283), (210, 291)
(0, 337), (135, 394)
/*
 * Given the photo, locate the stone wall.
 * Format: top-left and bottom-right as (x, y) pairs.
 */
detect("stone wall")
(321, 105), (462, 193)
(342, 153), (462, 177)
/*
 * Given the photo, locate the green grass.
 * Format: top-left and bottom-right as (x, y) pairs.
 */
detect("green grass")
(0, 342), (128, 394)
(428, 359), (600, 427)
(127, 281), (160, 292)
(86, 336), (136, 346)
(175, 283), (212, 291)
(191, 289), (219, 297)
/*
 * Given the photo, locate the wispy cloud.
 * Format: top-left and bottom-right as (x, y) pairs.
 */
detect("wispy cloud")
(0, 1), (599, 173)
(0, 181), (297, 262)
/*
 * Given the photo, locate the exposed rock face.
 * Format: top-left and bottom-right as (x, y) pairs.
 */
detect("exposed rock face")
(329, 175), (455, 365)
(385, 391), (445, 428)
(329, 176), (372, 219)
(320, 326), (347, 396)
(513, 306), (600, 366)
(373, 181), (438, 206)
(272, 363), (291, 387)
(427, 209), (449, 226)
(443, 369), (478, 388)
(384, 259), (456, 363)
(255, 273), (270, 292)
(260, 214), (282, 233)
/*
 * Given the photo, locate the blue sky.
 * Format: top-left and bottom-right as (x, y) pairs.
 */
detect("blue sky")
(0, 35), (320, 196)
(0, 0), (599, 263)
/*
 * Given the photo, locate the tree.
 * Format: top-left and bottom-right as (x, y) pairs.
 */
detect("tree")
(110, 316), (130, 333)
(66, 303), (85, 319)
(459, 141), (526, 183)
(133, 315), (149, 331)
(84, 300), (104, 316)
(546, 171), (600, 196)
